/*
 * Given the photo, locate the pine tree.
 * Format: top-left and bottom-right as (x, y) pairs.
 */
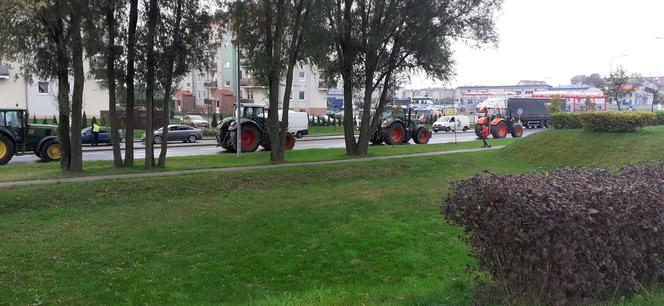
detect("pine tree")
(42, 117), (48, 124)
(52, 115), (58, 125)
(211, 113), (218, 128)
(100, 116), (107, 126)
(82, 111), (88, 128)
(32, 114), (37, 124)
(91, 116), (97, 125)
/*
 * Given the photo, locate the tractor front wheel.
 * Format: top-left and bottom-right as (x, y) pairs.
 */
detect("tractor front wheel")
(491, 121), (508, 139)
(511, 123), (524, 138)
(39, 139), (61, 162)
(384, 123), (406, 145)
(0, 134), (15, 165)
(413, 127), (430, 144)
(475, 125), (483, 138)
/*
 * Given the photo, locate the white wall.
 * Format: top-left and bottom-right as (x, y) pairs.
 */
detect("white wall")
(0, 77), (27, 109)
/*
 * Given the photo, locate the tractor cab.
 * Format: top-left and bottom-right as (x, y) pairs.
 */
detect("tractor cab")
(0, 109), (28, 144)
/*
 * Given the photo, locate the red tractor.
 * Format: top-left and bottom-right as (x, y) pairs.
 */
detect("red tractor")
(474, 107), (524, 139)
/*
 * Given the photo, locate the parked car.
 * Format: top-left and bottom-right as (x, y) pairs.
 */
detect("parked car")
(278, 110), (309, 138)
(433, 115), (470, 133)
(141, 125), (203, 144)
(182, 115), (209, 128)
(81, 126), (123, 145)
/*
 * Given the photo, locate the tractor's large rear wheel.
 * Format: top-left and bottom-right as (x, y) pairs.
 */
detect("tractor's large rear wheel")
(474, 125), (483, 138)
(384, 123), (406, 145)
(39, 139), (61, 162)
(491, 121), (508, 139)
(231, 124), (260, 152)
(0, 134), (15, 165)
(413, 127), (431, 144)
(284, 133), (296, 150)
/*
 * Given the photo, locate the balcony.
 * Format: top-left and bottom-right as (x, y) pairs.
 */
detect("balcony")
(204, 81), (218, 88)
(240, 78), (263, 87)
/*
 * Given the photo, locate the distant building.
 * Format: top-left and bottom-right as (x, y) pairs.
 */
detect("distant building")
(456, 82), (551, 113)
(0, 61), (109, 118)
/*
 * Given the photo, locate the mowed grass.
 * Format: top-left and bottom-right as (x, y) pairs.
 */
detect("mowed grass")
(307, 126), (346, 136)
(0, 138), (516, 183)
(1, 126), (664, 305)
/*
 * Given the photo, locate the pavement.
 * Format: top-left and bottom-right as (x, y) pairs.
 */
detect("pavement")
(0, 146), (505, 188)
(8, 129), (542, 164)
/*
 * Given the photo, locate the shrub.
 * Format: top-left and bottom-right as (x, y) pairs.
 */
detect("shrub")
(577, 111), (655, 133)
(547, 96), (563, 113)
(548, 112), (581, 129)
(51, 115), (58, 125)
(442, 164), (664, 304)
(202, 128), (218, 138)
(654, 111), (664, 126)
(211, 113), (218, 128)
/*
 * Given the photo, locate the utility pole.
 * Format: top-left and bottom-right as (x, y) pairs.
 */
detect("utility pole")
(233, 30), (242, 158)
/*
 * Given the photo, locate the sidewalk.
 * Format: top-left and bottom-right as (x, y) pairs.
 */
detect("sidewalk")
(1, 146), (503, 188)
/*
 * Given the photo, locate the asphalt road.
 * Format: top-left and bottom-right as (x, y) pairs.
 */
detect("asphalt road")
(9, 129), (542, 164)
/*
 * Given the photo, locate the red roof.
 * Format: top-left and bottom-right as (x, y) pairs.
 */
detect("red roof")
(213, 89), (234, 97)
(175, 89), (193, 97)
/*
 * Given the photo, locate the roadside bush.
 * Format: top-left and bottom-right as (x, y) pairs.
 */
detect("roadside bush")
(442, 163), (664, 305)
(202, 128), (218, 138)
(548, 112), (581, 129)
(654, 111), (664, 125)
(577, 111), (655, 133)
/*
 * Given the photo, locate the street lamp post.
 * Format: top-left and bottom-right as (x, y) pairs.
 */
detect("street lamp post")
(609, 54), (628, 75)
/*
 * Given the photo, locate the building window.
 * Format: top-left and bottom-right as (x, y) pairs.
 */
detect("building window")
(38, 81), (49, 94)
(225, 81), (231, 87)
(299, 91), (305, 101)
(299, 71), (305, 80)
(216, 101), (219, 107)
(248, 90), (254, 99)
(224, 61), (231, 68)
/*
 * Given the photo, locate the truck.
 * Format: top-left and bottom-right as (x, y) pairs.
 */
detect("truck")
(217, 104), (296, 152)
(0, 108), (61, 165)
(506, 98), (549, 128)
(278, 110), (309, 138)
(370, 106), (431, 145)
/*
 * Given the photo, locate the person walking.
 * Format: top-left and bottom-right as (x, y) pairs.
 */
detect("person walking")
(479, 107), (491, 148)
(91, 122), (100, 147)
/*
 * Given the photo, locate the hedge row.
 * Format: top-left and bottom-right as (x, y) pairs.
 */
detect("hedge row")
(442, 163), (664, 304)
(550, 111), (659, 132)
(548, 112), (582, 129)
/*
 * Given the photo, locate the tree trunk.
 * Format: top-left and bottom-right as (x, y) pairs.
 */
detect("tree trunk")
(266, 2), (287, 163)
(106, 0), (123, 167)
(124, 0), (138, 167)
(158, 0), (183, 167)
(144, 0), (159, 168)
(54, 15), (71, 172)
(340, 0), (357, 156)
(69, 5), (84, 173)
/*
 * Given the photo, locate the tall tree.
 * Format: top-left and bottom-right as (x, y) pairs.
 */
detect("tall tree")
(233, 0), (314, 163)
(602, 66), (629, 111)
(125, 0), (139, 167)
(69, 0), (86, 173)
(105, 0), (124, 167)
(143, 0), (160, 168)
(319, 0), (502, 156)
(157, 0), (212, 167)
(0, 0), (76, 171)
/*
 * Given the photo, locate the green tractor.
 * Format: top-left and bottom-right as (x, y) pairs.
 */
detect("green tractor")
(0, 108), (61, 165)
(217, 104), (296, 152)
(370, 106), (431, 145)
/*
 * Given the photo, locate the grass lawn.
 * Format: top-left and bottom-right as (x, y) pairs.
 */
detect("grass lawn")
(1, 127), (664, 305)
(0, 138), (517, 183)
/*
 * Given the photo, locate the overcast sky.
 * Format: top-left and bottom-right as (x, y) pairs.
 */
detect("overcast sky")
(406, 0), (664, 89)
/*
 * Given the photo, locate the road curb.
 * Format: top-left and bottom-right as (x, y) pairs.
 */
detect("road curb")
(1, 146), (504, 188)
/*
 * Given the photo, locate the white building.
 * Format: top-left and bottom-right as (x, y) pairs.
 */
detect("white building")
(0, 62), (109, 118)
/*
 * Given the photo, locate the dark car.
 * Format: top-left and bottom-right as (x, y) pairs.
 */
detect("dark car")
(142, 125), (203, 144)
(81, 126), (122, 146)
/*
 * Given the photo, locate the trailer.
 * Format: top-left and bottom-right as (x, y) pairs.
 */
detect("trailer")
(506, 98), (549, 128)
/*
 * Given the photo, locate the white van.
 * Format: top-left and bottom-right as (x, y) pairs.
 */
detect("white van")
(278, 110), (309, 138)
(432, 115), (470, 133)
